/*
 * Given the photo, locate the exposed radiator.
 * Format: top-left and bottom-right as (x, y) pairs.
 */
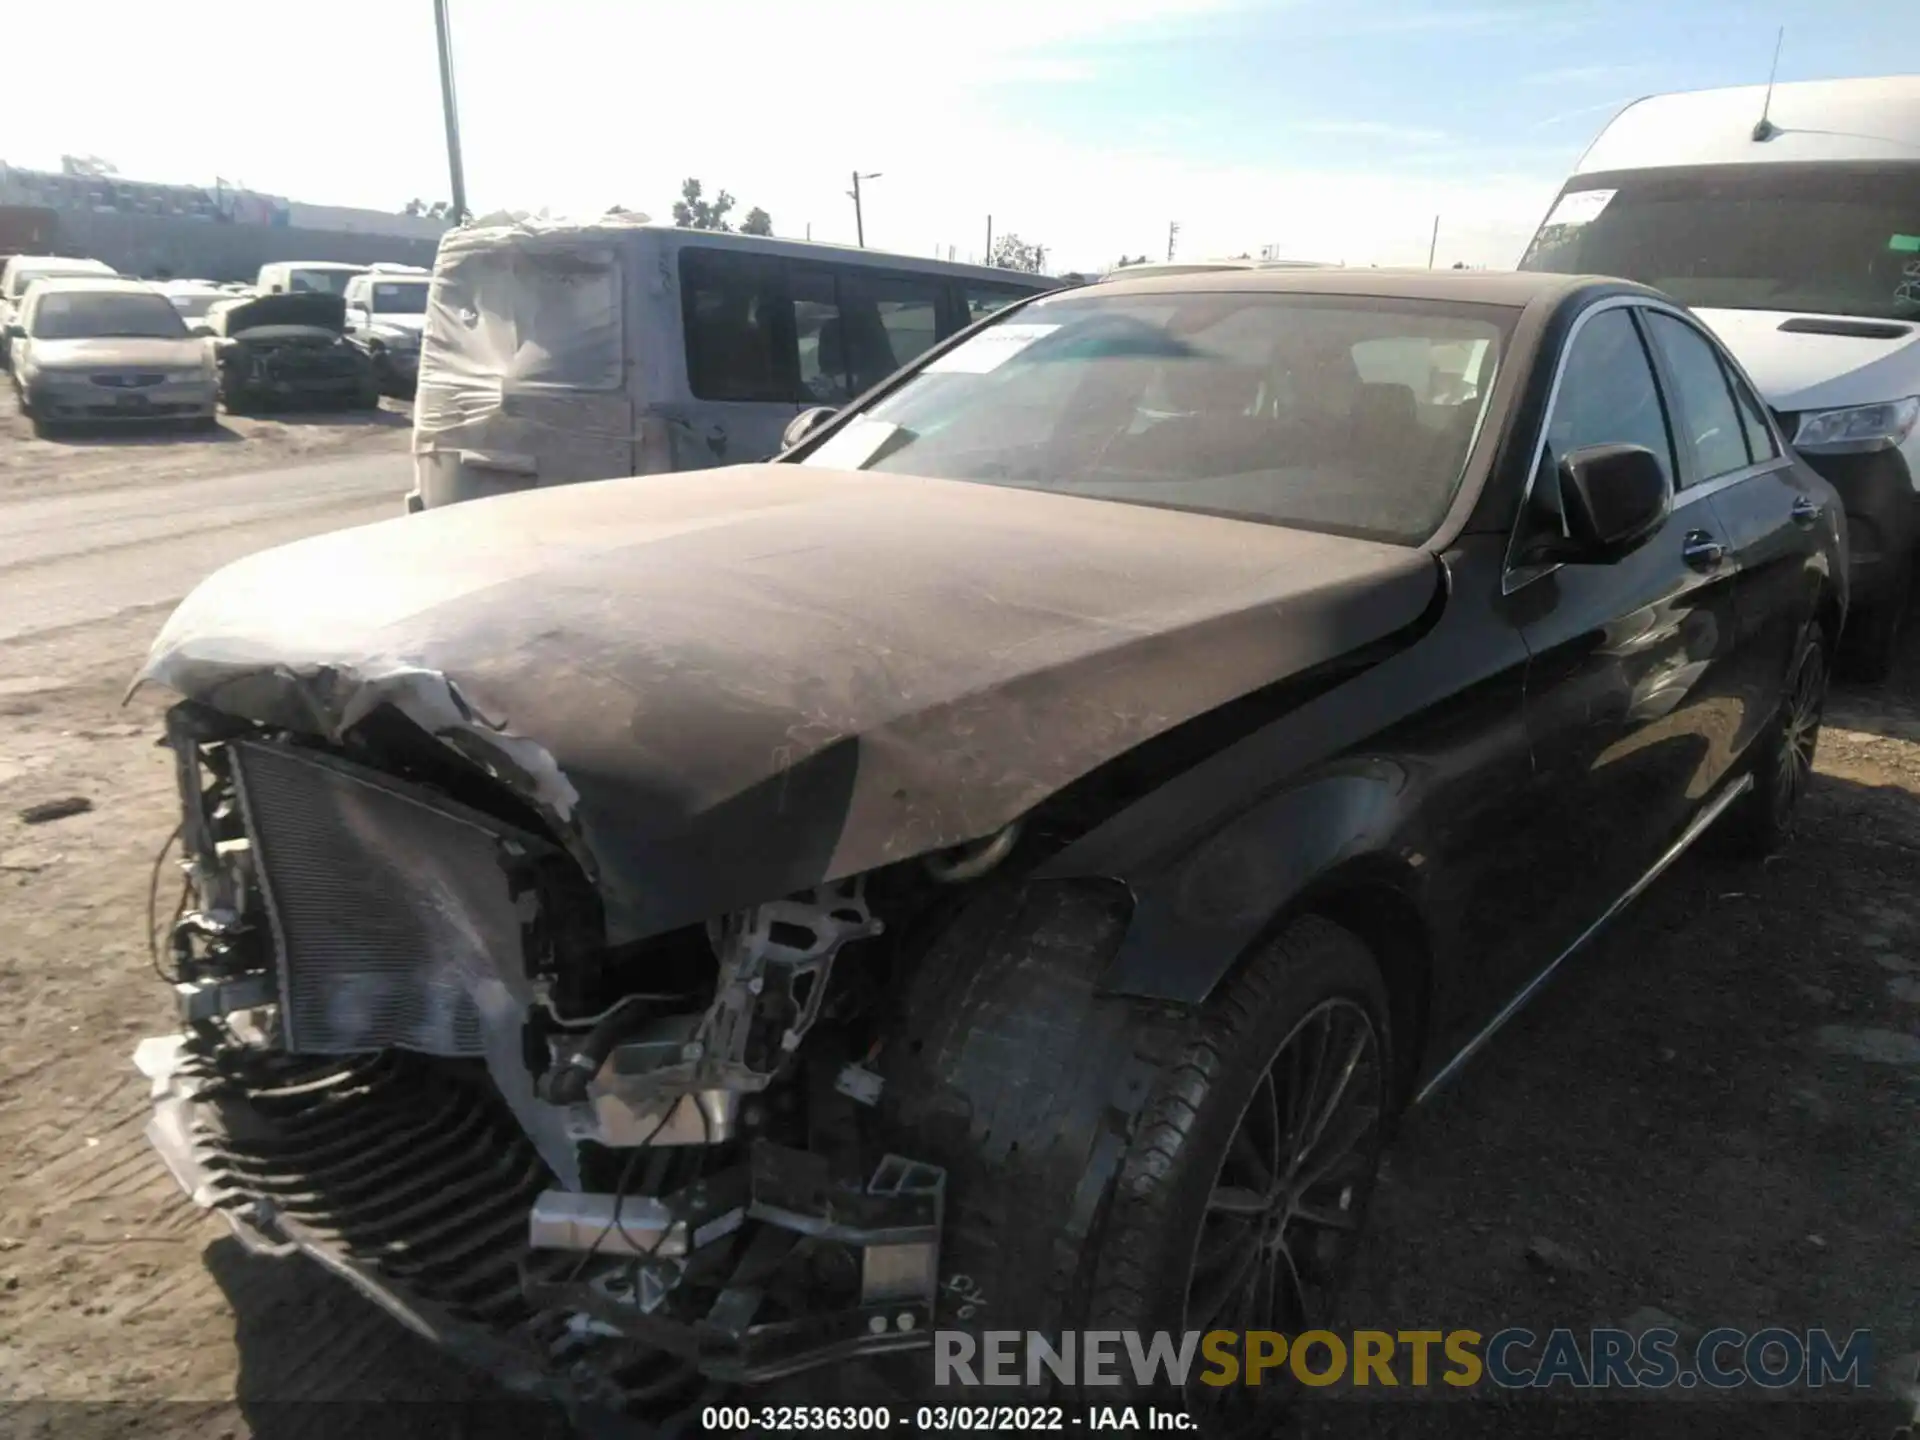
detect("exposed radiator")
(230, 740), (531, 1058)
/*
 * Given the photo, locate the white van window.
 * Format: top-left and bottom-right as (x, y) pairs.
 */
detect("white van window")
(840, 272), (943, 389)
(793, 266), (849, 404)
(683, 249), (790, 403)
(1521, 161), (1920, 321)
(287, 268), (360, 296)
(965, 284), (1032, 323)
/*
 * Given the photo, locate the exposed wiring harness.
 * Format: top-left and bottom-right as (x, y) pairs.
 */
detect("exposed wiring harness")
(145, 824), (188, 985)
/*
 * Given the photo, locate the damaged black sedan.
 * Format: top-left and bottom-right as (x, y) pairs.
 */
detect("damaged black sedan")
(134, 270), (1844, 1422)
(208, 290), (379, 414)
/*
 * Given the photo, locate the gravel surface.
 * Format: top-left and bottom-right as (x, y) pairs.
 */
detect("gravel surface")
(0, 417), (1913, 1439)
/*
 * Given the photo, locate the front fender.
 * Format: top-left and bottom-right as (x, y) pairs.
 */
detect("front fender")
(1091, 762), (1419, 1004)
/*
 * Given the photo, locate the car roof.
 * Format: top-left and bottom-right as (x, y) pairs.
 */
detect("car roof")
(5, 255), (113, 271)
(27, 277), (164, 298)
(1074, 266), (1653, 311)
(270, 261), (367, 271)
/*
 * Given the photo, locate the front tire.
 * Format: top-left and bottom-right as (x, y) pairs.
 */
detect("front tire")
(883, 889), (1390, 1427)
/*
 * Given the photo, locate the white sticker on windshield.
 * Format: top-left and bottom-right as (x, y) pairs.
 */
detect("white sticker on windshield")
(1544, 189), (1616, 228)
(926, 322), (1061, 374)
(806, 420), (901, 470)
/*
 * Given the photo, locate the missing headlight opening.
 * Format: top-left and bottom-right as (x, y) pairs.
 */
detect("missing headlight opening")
(144, 696), (957, 1399)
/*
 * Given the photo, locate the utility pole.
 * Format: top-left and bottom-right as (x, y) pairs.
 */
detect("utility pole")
(432, 0), (469, 223)
(1427, 214), (1440, 269)
(985, 214), (993, 261)
(848, 171), (881, 247)
(1167, 220), (1180, 262)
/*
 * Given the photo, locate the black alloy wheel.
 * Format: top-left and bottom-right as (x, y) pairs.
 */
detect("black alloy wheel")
(1184, 995), (1385, 1421)
(1769, 637), (1826, 833)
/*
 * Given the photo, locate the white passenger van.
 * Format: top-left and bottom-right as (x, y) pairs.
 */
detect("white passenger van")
(1521, 75), (1920, 676)
(406, 219), (1059, 510)
(254, 261), (369, 297)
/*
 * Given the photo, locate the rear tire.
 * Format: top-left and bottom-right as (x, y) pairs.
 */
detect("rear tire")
(1836, 556), (1910, 683)
(1719, 626), (1827, 858)
(882, 888), (1391, 1429)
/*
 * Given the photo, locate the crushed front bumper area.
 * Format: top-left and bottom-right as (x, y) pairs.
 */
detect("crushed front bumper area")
(137, 1032), (944, 1407)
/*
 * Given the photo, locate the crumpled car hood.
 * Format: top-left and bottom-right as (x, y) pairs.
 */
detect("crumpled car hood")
(217, 292), (347, 336)
(139, 464), (1439, 943)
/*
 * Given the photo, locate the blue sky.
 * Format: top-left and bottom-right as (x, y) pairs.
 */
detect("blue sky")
(4, 0), (1906, 269)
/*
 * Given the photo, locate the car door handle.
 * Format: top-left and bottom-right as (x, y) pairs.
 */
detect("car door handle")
(1681, 530), (1727, 571)
(1790, 495), (1823, 527)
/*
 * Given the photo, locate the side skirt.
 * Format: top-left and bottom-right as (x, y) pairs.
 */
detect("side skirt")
(1413, 772), (1755, 1105)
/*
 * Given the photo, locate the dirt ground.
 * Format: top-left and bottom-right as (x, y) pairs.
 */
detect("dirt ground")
(0, 406), (1914, 1438)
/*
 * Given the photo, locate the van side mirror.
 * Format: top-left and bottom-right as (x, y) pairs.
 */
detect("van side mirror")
(782, 406), (838, 451)
(1518, 443), (1672, 567)
(3, 322), (23, 339)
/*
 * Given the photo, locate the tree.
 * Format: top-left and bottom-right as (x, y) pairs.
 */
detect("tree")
(403, 198), (425, 217)
(672, 178), (736, 231)
(741, 206), (773, 237)
(988, 233), (1047, 274)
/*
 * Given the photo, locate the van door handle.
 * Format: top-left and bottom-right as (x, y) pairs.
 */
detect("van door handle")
(1681, 530), (1727, 571)
(1790, 495), (1822, 527)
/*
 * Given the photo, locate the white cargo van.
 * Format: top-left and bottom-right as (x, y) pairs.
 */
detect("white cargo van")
(1521, 74), (1920, 676)
(406, 220), (1058, 510)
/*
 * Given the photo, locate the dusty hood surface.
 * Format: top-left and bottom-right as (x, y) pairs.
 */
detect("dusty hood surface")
(1692, 307), (1920, 412)
(27, 336), (206, 371)
(216, 292), (346, 337)
(141, 465), (1438, 943)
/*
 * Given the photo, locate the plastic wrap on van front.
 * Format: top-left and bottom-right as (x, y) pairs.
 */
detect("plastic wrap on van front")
(412, 219), (639, 486)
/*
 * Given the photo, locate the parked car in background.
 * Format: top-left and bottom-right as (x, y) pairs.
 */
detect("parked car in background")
(1521, 72), (1920, 678)
(253, 260), (368, 297)
(156, 280), (232, 334)
(0, 254), (118, 369)
(1099, 257), (1339, 280)
(207, 290), (378, 413)
(8, 277), (215, 434)
(136, 268), (1841, 1423)
(342, 271), (429, 396)
(407, 219), (1058, 510)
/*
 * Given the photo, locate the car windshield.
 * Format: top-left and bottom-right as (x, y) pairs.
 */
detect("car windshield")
(371, 281), (428, 314)
(30, 290), (189, 340)
(798, 290), (1511, 545)
(288, 269), (361, 296)
(1520, 161), (1920, 321)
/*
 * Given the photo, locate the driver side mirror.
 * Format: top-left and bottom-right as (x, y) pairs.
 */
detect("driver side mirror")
(1519, 443), (1672, 567)
(3, 322), (22, 339)
(782, 405), (838, 452)
(189, 323), (213, 338)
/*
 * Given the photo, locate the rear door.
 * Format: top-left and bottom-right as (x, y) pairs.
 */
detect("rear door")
(1639, 306), (1819, 762)
(1504, 300), (1745, 973)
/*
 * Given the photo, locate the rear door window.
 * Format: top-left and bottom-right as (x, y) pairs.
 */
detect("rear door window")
(1642, 310), (1750, 484)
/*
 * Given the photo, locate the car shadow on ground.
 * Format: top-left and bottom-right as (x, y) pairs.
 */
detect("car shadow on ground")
(232, 406), (410, 430)
(28, 420), (242, 446)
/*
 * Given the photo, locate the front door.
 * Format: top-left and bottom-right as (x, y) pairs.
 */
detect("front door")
(1500, 301), (1745, 975)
